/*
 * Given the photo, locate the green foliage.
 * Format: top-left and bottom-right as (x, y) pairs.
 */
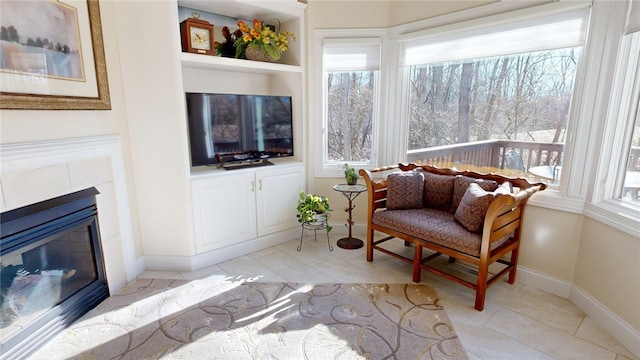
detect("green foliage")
(296, 191), (332, 227)
(343, 163), (359, 185)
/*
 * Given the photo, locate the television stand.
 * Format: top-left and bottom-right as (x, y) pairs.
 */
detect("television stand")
(218, 159), (275, 170)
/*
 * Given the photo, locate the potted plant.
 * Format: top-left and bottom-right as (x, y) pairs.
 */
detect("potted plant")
(296, 191), (332, 230)
(234, 19), (296, 62)
(343, 163), (360, 185)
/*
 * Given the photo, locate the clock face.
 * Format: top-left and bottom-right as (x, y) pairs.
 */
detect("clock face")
(190, 27), (210, 50)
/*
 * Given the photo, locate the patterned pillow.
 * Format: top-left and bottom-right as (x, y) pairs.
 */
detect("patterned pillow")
(454, 183), (495, 233)
(423, 172), (454, 211)
(386, 172), (425, 210)
(449, 175), (499, 213)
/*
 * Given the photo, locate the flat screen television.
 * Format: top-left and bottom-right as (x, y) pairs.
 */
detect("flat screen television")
(185, 92), (294, 167)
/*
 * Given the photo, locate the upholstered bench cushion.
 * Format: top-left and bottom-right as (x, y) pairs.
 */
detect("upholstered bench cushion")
(372, 208), (510, 257)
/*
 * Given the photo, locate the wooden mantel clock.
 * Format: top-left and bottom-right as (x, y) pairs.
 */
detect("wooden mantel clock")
(180, 12), (215, 55)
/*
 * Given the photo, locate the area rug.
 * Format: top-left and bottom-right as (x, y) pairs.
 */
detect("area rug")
(30, 279), (468, 359)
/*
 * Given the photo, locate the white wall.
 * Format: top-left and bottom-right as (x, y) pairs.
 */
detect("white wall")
(112, 1), (195, 259)
(0, 1), (143, 260)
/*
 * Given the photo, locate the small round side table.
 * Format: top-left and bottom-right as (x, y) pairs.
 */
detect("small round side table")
(332, 184), (367, 249)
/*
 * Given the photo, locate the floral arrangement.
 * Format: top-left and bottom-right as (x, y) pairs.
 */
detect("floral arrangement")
(234, 19), (296, 61)
(296, 191), (332, 225)
(214, 26), (243, 58)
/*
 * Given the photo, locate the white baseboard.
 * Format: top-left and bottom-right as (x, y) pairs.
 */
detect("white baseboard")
(516, 265), (572, 298)
(517, 266), (639, 359)
(328, 222), (367, 237)
(190, 228), (299, 271)
(143, 227), (300, 272)
(143, 254), (194, 272)
(569, 285), (640, 359)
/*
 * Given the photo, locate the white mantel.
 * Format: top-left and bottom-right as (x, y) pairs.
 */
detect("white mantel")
(0, 135), (141, 293)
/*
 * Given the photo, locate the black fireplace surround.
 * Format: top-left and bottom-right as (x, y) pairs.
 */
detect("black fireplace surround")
(0, 188), (109, 359)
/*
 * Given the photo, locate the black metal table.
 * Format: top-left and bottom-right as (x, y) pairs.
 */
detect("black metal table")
(332, 184), (367, 249)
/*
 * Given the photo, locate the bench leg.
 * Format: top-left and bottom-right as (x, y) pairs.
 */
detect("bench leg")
(475, 257), (489, 311)
(366, 228), (374, 262)
(508, 247), (520, 284)
(413, 245), (422, 283)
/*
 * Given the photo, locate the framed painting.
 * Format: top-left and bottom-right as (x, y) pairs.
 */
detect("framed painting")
(0, 0), (110, 110)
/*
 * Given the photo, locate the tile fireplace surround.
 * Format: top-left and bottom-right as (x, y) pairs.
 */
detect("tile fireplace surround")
(0, 135), (139, 294)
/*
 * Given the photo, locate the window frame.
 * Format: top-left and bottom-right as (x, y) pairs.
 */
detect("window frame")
(312, 29), (387, 178)
(395, 1), (591, 206)
(586, 28), (640, 237)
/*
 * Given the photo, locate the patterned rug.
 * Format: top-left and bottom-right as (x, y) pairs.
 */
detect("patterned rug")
(30, 279), (468, 359)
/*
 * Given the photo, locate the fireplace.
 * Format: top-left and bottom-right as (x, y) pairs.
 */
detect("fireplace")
(0, 188), (109, 359)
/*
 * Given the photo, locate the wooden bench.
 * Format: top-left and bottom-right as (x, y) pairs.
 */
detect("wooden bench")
(359, 163), (546, 310)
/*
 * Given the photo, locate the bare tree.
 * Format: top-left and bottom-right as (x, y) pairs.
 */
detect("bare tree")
(458, 62), (473, 143)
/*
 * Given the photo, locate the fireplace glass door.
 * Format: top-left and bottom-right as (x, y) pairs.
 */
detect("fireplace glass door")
(0, 188), (108, 359)
(1, 219), (99, 342)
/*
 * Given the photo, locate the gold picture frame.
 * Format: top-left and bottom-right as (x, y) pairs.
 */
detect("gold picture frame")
(0, 0), (110, 110)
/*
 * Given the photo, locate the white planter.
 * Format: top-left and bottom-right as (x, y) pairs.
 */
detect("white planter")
(310, 213), (328, 225)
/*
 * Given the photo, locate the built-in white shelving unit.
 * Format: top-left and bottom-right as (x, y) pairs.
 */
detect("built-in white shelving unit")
(180, 52), (303, 74)
(115, 0), (307, 271)
(178, 0), (307, 263)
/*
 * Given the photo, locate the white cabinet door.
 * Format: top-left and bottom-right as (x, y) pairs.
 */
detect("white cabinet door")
(256, 165), (305, 236)
(191, 172), (257, 253)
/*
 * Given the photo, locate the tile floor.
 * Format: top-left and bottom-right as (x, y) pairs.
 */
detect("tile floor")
(138, 234), (638, 360)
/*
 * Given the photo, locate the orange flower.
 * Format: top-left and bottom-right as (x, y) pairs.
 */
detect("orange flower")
(233, 18), (296, 60)
(237, 20), (250, 33)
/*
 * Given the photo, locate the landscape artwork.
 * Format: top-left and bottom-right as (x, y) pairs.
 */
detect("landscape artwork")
(0, 0), (84, 81)
(0, 0), (110, 110)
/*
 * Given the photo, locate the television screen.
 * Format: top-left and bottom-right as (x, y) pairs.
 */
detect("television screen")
(186, 92), (294, 167)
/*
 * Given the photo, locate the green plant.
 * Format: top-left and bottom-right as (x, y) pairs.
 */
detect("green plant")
(343, 163), (360, 185)
(234, 19), (296, 60)
(296, 191), (332, 230)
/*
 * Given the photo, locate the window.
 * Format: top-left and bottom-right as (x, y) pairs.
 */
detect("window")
(621, 99), (639, 204)
(399, 7), (589, 184)
(586, 0), (640, 234)
(608, 31), (640, 206)
(322, 38), (381, 168)
(618, 0), (640, 206)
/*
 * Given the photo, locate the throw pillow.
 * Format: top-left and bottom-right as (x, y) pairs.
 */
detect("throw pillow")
(454, 183), (495, 233)
(386, 171), (425, 210)
(449, 175), (499, 213)
(423, 172), (454, 211)
(495, 181), (513, 195)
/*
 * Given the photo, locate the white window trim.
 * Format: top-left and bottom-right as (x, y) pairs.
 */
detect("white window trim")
(311, 29), (388, 178)
(586, 19), (640, 238)
(393, 1), (592, 213)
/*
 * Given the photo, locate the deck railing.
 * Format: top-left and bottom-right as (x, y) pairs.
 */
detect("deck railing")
(407, 140), (640, 175)
(407, 140), (564, 172)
